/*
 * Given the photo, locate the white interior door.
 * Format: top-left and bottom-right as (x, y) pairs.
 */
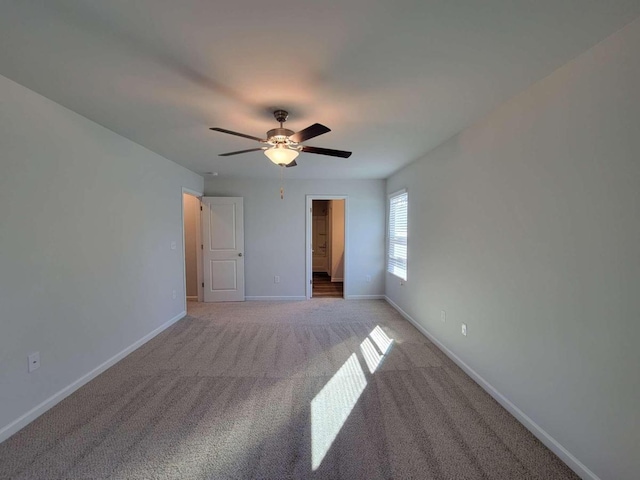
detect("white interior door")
(202, 197), (245, 302)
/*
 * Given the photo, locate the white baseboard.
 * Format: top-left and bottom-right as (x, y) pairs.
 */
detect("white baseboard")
(384, 296), (599, 480)
(346, 295), (385, 300)
(245, 296), (307, 301)
(0, 310), (187, 443)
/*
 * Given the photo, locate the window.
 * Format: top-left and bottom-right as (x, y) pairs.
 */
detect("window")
(387, 190), (408, 280)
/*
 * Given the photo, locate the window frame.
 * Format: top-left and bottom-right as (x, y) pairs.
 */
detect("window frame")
(387, 189), (408, 281)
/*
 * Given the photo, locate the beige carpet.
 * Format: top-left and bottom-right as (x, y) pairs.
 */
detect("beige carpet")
(0, 299), (578, 479)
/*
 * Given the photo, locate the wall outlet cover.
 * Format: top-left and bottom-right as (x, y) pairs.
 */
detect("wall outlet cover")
(28, 352), (40, 372)
(461, 323), (467, 336)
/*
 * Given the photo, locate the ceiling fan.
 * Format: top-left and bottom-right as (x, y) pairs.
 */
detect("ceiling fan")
(209, 110), (352, 168)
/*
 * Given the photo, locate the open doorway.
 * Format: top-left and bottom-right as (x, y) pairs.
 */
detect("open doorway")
(182, 191), (203, 303)
(306, 195), (348, 299)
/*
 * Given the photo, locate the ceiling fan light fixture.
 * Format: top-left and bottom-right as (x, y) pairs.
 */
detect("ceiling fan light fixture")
(264, 145), (299, 166)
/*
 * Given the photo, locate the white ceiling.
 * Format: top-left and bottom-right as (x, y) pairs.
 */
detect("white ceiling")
(1, 1), (639, 180)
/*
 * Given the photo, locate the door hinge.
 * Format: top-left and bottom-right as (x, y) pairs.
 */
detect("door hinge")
(201, 244), (203, 250)
(200, 205), (203, 211)
(310, 279), (312, 285)
(202, 282), (204, 288)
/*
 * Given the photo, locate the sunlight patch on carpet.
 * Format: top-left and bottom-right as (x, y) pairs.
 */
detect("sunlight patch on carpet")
(360, 337), (383, 373)
(360, 326), (394, 374)
(311, 326), (395, 470)
(370, 325), (393, 355)
(311, 353), (367, 470)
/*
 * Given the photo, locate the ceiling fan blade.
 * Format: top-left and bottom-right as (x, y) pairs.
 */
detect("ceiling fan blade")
(302, 146), (352, 158)
(285, 160), (298, 168)
(219, 147), (266, 157)
(289, 123), (331, 143)
(210, 127), (265, 142)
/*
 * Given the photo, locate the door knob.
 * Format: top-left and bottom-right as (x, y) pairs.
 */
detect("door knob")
(238, 253), (243, 257)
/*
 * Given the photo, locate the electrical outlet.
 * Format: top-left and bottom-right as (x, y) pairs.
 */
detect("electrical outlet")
(441, 310), (446, 323)
(461, 323), (467, 336)
(366, 275), (371, 283)
(172, 289), (177, 299)
(274, 276), (280, 284)
(170, 241), (177, 250)
(28, 352), (40, 372)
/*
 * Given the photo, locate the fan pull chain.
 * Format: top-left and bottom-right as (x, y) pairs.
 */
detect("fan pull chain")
(280, 165), (285, 200)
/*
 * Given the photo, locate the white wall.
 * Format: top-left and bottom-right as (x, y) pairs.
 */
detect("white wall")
(386, 17), (640, 480)
(0, 74), (203, 439)
(204, 178), (385, 299)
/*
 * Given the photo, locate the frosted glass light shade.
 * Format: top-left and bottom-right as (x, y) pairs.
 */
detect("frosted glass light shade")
(264, 145), (299, 165)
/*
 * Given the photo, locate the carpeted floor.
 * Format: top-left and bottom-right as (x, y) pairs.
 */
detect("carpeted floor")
(0, 300), (578, 479)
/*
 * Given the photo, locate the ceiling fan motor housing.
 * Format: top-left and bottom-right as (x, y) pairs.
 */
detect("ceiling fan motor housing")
(267, 127), (295, 144)
(269, 110), (296, 145)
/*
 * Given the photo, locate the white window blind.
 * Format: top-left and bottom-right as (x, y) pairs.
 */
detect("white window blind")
(388, 190), (408, 280)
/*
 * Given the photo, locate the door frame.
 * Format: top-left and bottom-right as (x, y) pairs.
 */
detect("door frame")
(182, 187), (204, 304)
(306, 195), (349, 299)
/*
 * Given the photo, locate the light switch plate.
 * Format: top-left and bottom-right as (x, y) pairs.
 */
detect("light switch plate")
(461, 323), (467, 336)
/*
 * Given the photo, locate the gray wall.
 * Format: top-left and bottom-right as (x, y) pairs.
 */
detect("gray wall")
(0, 74), (203, 439)
(386, 17), (640, 480)
(204, 178), (385, 299)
